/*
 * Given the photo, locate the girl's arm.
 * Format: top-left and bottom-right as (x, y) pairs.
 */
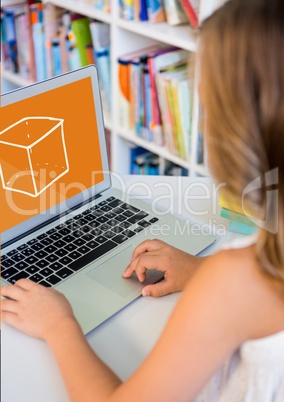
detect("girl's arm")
(1, 248), (260, 402)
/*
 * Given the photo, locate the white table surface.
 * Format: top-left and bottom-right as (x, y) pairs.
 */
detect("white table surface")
(1, 175), (242, 402)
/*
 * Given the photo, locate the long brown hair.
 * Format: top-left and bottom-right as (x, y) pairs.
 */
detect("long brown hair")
(200, 0), (284, 289)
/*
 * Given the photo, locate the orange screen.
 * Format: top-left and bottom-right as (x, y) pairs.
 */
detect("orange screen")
(0, 77), (104, 233)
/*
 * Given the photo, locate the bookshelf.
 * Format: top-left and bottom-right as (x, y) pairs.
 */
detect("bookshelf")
(1, 0), (224, 177)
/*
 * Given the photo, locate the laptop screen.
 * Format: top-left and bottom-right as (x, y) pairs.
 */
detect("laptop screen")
(0, 66), (110, 247)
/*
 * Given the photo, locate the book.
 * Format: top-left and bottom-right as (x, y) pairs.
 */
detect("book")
(163, 0), (188, 26)
(146, 0), (166, 23)
(70, 14), (92, 67)
(90, 21), (111, 113)
(30, 2), (47, 81)
(147, 47), (188, 143)
(220, 207), (256, 227)
(179, 0), (200, 29)
(228, 220), (257, 236)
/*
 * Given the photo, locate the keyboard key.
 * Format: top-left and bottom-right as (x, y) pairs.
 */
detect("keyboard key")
(15, 261), (29, 270)
(134, 226), (144, 233)
(78, 245), (91, 254)
(69, 251), (82, 260)
(21, 248), (34, 257)
(104, 231), (116, 239)
(46, 254), (59, 263)
(29, 273), (44, 283)
(74, 214), (84, 220)
(36, 260), (50, 269)
(138, 220), (151, 228)
(1, 255), (8, 261)
(2, 258), (15, 269)
(64, 243), (77, 252)
(112, 234), (128, 244)
(46, 275), (61, 285)
(54, 240), (67, 248)
(45, 245), (57, 253)
(17, 243), (28, 251)
(96, 216), (109, 224)
(55, 249), (68, 258)
(26, 266), (40, 275)
(112, 225), (124, 234)
(57, 268), (73, 279)
(50, 262), (64, 271)
(41, 238), (53, 246)
(27, 238), (38, 245)
(84, 214), (96, 222)
(113, 207), (124, 215)
(50, 233), (61, 241)
(86, 240), (99, 249)
(8, 271), (30, 284)
(119, 221), (132, 229)
(108, 199), (123, 208)
(106, 196), (116, 202)
(115, 215), (127, 223)
(7, 249), (18, 257)
(91, 209), (104, 217)
(11, 253), (24, 263)
(105, 211), (116, 219)
(128, 212), (148, 224)
(122, 230), (136, 238)
(74, 238), (85, 247)
(31, 243), (44, 252)
(68, 240), (117, 271)
(82, 209), (91, 215)
(82, 234), (95, 242)
(98, 200), (108, 206)
(123, 210), (134, 218)
(47, 228), (56, 235)
(39, 268), (53, 277)
(149, 217), (159, 223)
(100, 205), (111, 212)
(63, 234), (76, 243)
(107, 219), (120, 227)
(95, 236), (107, 244)
(59, 256), (73, 265)
(37, 233), (47, 240)
(2, 267), (18, 280)
(34, 250), (49, 259)
(99, 223), (111, 232)
(91, 228), (103, 236)
(121, 203), (140, 213)
(25, 256), (39, 265)
(58, 228), (71, 236)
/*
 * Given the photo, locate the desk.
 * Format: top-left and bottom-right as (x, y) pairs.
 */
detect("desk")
(2, 175), (243, 402)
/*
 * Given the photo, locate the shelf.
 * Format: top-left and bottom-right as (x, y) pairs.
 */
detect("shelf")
(2, 70), (33, 87)
(116, 19), (198, 52)
(194, 163), (210, 176)
(117, 127), (191, 170)
(45, 0), (112, 23)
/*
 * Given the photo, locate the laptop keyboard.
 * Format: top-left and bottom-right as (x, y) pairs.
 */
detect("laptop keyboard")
(1, 197), (159, 287)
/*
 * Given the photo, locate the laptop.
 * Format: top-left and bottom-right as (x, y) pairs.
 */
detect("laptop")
(0, 65), (215, 334)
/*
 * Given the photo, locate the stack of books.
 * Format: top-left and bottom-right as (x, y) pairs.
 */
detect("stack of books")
(119, 0), (200, 28)
(219, 193), (257, 235)
(118, 45), (195, 159)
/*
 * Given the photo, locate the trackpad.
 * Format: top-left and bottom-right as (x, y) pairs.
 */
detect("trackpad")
(86, 245), (163, 297)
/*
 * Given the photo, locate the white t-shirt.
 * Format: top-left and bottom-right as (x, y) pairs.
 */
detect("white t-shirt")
(194, 235), (284, 402)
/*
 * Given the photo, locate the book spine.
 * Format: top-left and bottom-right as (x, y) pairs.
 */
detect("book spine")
(179, 0), (199, 29)
(71, 15), (92, 67)
(146, 0), (166, 23)
(118, 60), (131, 129)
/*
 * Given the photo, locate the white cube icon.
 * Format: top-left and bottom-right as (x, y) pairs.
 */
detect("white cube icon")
(0, 116), (69, 197)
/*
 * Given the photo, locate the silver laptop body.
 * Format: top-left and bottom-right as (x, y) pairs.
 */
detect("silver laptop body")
(1, 66), (215, 334)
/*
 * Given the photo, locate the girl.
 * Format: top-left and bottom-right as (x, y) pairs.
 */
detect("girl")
(2, 0), (284, 400)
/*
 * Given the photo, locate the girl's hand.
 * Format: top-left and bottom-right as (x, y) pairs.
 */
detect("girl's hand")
(1, 279), (76, 340)
(123, 239), (205, 297)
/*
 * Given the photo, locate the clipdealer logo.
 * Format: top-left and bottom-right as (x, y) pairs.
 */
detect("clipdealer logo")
(242, 168), (279, 234)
